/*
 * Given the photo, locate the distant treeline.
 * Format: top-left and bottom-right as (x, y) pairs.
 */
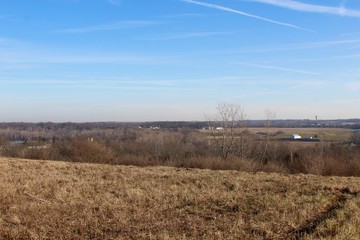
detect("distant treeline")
(0, 118), (360, 132)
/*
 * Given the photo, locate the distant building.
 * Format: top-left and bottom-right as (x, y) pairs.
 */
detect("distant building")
(290, 134), (302, 140)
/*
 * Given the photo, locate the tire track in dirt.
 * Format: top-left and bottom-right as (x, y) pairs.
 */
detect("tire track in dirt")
(286, 187), (359, 240)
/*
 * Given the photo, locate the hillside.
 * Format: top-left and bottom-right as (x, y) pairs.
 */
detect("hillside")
(1, 157), (360, 239)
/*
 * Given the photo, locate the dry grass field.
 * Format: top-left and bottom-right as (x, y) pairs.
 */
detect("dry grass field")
(249, 127), (354, 142)
(1, 157), (360, 239)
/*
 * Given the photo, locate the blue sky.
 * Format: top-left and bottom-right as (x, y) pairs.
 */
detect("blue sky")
(1, 0), (360, 122)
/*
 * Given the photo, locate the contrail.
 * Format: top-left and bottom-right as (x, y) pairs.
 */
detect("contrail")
(233, 61), (320, 75)
(183, 0), (313, 32)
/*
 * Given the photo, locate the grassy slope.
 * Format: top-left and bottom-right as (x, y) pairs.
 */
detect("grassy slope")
(1, 157), (360, 240)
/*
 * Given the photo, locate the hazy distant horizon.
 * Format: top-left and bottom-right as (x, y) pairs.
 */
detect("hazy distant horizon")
(1, 0), (360, 122)
(1, 118), (360, 125)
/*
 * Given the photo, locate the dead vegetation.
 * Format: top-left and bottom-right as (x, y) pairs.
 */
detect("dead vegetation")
(1, 157), (360, 239)
(1, 127), (360, 177)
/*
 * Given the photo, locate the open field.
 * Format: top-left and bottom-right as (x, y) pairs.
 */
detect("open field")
(249, 128), (354, 142)
(1, 157), (360, 239)
(203, 127), (354, 142)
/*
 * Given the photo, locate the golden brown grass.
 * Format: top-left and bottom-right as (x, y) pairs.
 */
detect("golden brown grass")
(1, 157), (360, 239)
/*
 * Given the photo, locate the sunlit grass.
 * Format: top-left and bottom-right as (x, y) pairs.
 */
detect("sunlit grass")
(1, 157), (360, 239)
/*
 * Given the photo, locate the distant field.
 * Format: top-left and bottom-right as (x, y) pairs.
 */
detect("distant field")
(1, 157), (360, 239)
(203, 127), (353, 143)
(248, 127), (354, 142)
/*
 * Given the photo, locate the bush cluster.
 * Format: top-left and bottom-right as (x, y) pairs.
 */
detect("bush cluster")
(1, 128), (359, 177)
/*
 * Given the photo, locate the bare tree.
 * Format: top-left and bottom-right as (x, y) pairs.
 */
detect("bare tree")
(207, 102), (246, 160)
(351, 132), (360, 150)
(261, 109), (276, 164)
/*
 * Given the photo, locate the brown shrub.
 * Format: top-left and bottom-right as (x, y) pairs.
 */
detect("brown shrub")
(1, 127), (360, 177)
(72, 140), (115, 164)
(287, 144), (360, 176)
(49, 139), (115, 164)
(0, 145), (25, 158)
(24, 148), (49, 160)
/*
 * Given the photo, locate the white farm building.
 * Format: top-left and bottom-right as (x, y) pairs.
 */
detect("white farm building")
(290, 134), (302, 140)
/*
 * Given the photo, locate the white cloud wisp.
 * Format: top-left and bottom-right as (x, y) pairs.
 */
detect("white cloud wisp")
(250, 0), (360, 17)
(53, 21), (157, 33)
(233, 61), (320, 75)
(182, 0), (312, 31)
(107, 0), (121, 6)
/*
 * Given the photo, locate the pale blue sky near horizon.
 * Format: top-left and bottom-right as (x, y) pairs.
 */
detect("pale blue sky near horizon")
(1, 0), (360, 122)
